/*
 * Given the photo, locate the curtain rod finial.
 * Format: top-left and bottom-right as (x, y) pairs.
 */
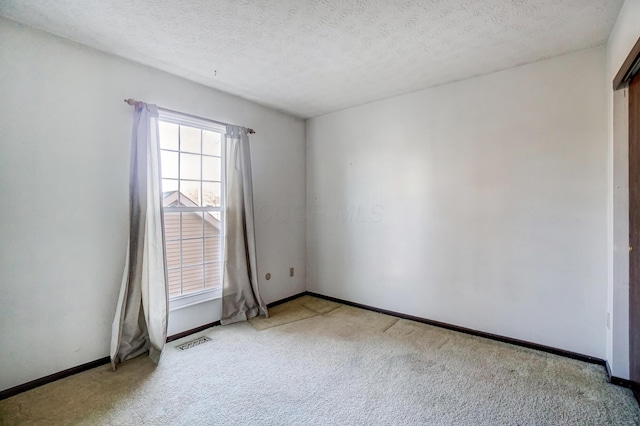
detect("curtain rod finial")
(124, 98), (137, 106)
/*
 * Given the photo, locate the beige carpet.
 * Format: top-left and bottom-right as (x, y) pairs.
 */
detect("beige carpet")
(1, 296), (638, 425)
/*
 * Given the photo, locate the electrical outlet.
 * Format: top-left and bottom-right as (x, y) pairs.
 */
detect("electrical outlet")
(289, 267), (294, 277)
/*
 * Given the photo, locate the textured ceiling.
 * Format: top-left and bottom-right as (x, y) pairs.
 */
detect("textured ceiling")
(0, 0), (623, 118)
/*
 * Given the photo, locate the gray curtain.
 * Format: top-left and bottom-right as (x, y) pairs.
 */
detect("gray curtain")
(110, 102), (168, 369)
(221, 126), (268, 325)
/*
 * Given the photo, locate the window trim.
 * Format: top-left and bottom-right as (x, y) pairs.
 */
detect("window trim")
(159, 109), (227, 134)
(168, 287), (222, 312)
(158, 110), (226, 309)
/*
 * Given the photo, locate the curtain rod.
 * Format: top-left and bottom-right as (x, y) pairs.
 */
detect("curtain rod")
(123, 98), (256, 134)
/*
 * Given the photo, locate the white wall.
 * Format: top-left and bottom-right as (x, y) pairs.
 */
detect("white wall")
(307, 47), (608, 358)
(606, 0), (640, 379)
(0, 18), (306, 392)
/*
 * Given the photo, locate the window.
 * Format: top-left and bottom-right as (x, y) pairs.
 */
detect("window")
(158, 110), (225, 307)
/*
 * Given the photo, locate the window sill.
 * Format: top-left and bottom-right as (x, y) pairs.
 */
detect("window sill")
(169, 287), (222, 312)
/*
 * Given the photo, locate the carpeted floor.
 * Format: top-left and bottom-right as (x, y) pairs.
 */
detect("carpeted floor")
(1, 295), (638, 425)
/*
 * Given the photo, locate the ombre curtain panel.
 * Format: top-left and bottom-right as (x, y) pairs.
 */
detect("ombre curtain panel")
(110, 102), (168, 369)
(221, 125), (268, 324)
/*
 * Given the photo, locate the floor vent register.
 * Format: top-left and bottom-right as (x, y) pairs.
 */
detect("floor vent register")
(176, 336), (211, 351)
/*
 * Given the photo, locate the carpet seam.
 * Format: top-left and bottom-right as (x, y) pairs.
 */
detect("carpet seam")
(381, 319), (400, 333)
(251, 309), (319, 331)
(304, 304), (343, 316)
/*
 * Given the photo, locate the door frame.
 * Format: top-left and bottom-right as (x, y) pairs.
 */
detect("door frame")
(615, 35), (640, 403)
